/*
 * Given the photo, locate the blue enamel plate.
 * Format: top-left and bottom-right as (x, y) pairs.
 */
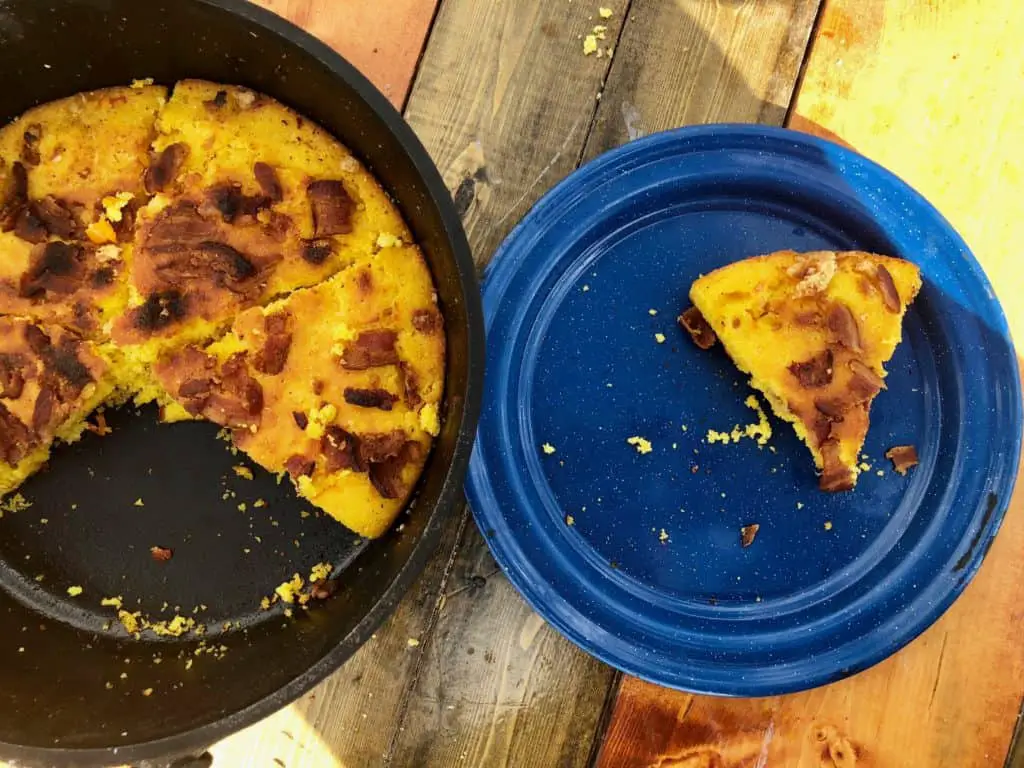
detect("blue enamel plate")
(466, 125), (1022, 696)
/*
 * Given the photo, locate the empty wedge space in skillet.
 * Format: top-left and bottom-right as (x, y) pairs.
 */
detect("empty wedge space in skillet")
(151, 242), (445, 538)
(0, 80), (447, 539)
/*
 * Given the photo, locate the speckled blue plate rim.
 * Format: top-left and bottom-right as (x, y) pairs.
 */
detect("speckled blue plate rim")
(467, 123), (1023, 696)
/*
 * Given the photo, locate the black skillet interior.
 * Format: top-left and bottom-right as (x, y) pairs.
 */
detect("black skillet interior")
(0, 0), (482, 765)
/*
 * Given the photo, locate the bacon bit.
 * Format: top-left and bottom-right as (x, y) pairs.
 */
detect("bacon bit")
(358, 431), (408, 464)
(876, 265), (901, 312)
(819, 439), (855, 492)
(32, 196), (83, 239)
(340, 330), (399, 370)
(20, 242), (86, 298)
(301, 239), (332, 265)
(292, 411), (309, 430)
(813, 397), (846, 422)
(397, 361), (422, 408)
(0, 162), (29, 231)
(740, 523), (760, 548)
(253, 162), (283, 203)
(411, 308), (443, 334)
(253, 329), (291, 375)
(307, 180), (354, 237)
(206, 182), (271, 224)
(827, 303), (862, 352)
(310, 579), (339, 600)
(321, 426), (363, 473)
(206, 90), (228, 108)
(144, 143), (189, 193)
(848, 359), (885, 401)
(678, 306), (717, 349)
(285, 455), (315, 479)
(85, 412), (113, 437)
(13, 207), (47, 243)
(344, 387), (398, 411)
(0, 401), (35, 464)
(0, 354), (27, 399)
(368, 442), (419, 499)
(788, 349), (834, 388)
(21, 124), (42, 166)
(150, 546), (173, 562)
(885, 444), (919, 475)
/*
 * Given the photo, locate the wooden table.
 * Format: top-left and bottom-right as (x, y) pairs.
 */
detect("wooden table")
(209, 1), (1024, 766)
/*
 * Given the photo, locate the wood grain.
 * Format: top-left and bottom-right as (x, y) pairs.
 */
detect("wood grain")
(249, 0), (439, 107)
(389, 0), (631, 762)
(582, 0), (820, 160)
(598, 2), (1024, 767)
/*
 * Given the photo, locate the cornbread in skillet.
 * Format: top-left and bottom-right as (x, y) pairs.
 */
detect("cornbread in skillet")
(0, 81), (446, 539)
(153, 243), (444, 538)
(112, 80), (410, 362)
(686, 250), (921, 490)
(0, 317), (118, 494)
(0, 86), (166, 336)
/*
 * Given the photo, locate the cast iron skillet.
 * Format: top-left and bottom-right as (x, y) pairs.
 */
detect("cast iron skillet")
(0, 1), (483, 765)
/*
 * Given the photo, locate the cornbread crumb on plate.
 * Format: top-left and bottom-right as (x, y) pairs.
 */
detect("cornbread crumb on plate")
(704, 395), (772, 447)
(542, 443), (556, 455)
(626, 436), (652, 454)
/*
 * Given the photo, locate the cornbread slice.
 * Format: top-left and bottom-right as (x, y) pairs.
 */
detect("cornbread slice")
(686, 250), (921, 490)
(112, 80), (410, 361)
(0, 317), (120, 494)
(0, 85), (166, 336)
(151, 244), (444, 538)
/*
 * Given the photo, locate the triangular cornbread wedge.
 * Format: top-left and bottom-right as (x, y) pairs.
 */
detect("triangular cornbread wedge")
(683, 250), (921, 490)
(150, 243), (444, 539)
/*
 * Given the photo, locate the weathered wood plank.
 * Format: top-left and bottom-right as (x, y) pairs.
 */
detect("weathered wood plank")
(597, 2), (1024, 766)
(388, 1), (824, 766)
(582, 0), (819, 160)
(386, 0), (632, 763)
(250, 0), (440, 106)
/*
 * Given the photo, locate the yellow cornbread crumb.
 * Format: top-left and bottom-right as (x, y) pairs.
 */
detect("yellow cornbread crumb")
(627, 436), (653, 454)
(407, 637), (421, 647)
(309, 562), (332, 583)
(133, 498), (144, 507)
(583, 35), (598, 55)
(254, 499), (266, 508)
(130, 78), (154, 89)
(658, 529), (669, 543)
(419, 403), (440, 436)
(705, 395), (772, 447)
(796, 502), (804, 510)
(542, 443), (556, 455)
(142, 688), (153, 697)
(86, 218), (118, 244)
(0, 494), (31, 515)
(566, 515), (575, 526)
(101, 596), (124, 609)
(101, 191), (135, 222)
(233, 465), (254, 480)
(599, 6), (613, 17)
(654, 333), (666, 344)
(259, 596), (271, 611)
(859, 462), (871, 472)
(376, 232), (403, 249)
(67, 586), (83, 597)
(237, 502), (246, 512)
(824, 521), (833, 531)
(593, 24), (608, 39)
(648, 309), (658, 316)
(118, 610), (142, 635)
(275, 573), (305, 604)
(582, 284), (590, 292)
